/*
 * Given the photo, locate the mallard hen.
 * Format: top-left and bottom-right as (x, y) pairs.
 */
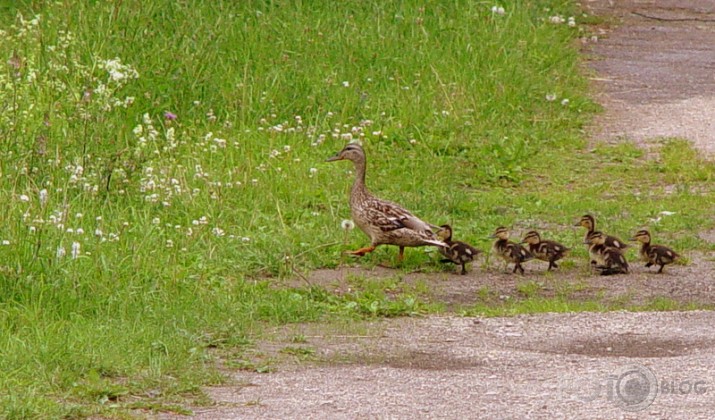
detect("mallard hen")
(521, 230), (569, 271)
(436, 224), (482, 275)
(326, 143), (445, 262)
(491, 226), (533, 275)
(585, 231), (629, 275)
(630, 229), (680, 273)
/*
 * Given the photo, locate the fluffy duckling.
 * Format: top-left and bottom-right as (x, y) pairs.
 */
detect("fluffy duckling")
(575, 214), (628, 265)
(585, 231), (629, 275)
(630, 229), (680, 274)
(520, 230), (570, 271)
(491, 226), (533, 275)
(326, 143), (446, 262)
(436, 224), (482, 275)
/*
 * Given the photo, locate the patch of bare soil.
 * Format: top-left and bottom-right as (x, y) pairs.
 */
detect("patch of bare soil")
(583, 0), (715, 157)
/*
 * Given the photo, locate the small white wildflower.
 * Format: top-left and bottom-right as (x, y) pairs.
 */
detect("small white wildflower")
(76, 228), (85, 235)
(71, 242), (81, 259)
(29, 226), (36, 233)
(212, 227), (225, 237)
(546, 93), (557, 102)
(152, 217), (160, 225)
(56, 246), (66, 259)
(549, 15), (565, 24)
(19, 194), (30, 202)
(95, 228), (103, 237)
(2, 240), (9, 246)
(309, 167), (318, 175)
(75, 213), (83, 219)
(341, 219), (355, 231)
(39, 189), (48, 206)
(409, 139), (417, 145)
(66, 228), (74, 234)
(241, 237), (251, 242)
(568, 16), (576, 27)
(561, 98), (570, 106)
(342, 81), (350, 87)
(491, 5), (505, 15)
(166, 239), (174, 248)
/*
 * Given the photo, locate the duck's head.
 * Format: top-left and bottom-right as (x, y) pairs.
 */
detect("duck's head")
(490, 226), (510, 240)
(630, 229), (651, 243)
(521, 230), (541, 245)
(585, 230), (606, 245)
(437, 224), (453, 242)
(326, 142), (365, 164)
(575, 214), (595, 230)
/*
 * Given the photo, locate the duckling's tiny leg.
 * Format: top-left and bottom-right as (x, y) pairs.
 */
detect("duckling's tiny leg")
(460, 264), (467, 275)
(657, 264), (665, 274)
(516, 263), (525, 275)
(346, 245), (376, 256)
(548, 260), (557, 271)
(645, 262), (653, 268)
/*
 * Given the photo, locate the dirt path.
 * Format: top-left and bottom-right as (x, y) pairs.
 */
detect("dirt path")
(585, 0), (715, 157)
(162, 2), (715, 419)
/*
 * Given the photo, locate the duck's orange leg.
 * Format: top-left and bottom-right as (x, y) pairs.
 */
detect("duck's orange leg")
(397, 246), (405, 262)
(345, 245), (376, 256)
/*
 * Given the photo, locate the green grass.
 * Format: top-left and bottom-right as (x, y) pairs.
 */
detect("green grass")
(0, 0), (713, 417)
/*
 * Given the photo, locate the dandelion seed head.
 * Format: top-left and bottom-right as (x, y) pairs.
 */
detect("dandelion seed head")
(341, 219), (355, 231)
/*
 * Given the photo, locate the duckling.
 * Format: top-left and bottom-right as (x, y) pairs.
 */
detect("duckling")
(575, 214), (628, 265)
(326, 143), (446, 262)
(520, 230), (570, 271)
(630, 229), (680, 274)
(585, 231), (629, 275)
(436, 224), (482, 275)
(491, 226), (533, 275)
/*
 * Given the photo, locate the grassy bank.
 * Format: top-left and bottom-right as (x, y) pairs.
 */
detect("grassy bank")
(0, 0), (713, 417)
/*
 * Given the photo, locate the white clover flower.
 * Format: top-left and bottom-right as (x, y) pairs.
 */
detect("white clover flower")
(341, 219), (355, 231)
(76, 228), (85, 235)
(491, 5), (505, 15)
(546, 93), (557, 102)
(2, 240), (9, 246)
(152, 217), (160, 225)
(56, 246), (66, 259)
(39, 189), (48, 206)
(241, 237), (251, 242)
(568, 16), (576, 27)
(212, 227), (225, 237)
(342, 81), (350, 87)
(71, 242), (81, 259)
(549, 15), (565, 24)
(19, 194), (30, 202)
(95, 228), (103, 237)
(29, 226), (36, 233)
(166, 239), (174, 248)
(309, 167), (318, 175)
(561, 98), (570, 106)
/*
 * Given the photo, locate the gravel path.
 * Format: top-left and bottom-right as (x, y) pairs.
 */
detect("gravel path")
(183, 312), (715, 419)
(162, 2), (715, 418)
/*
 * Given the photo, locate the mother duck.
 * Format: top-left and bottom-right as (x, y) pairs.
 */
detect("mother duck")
(326, 143), (445, 262)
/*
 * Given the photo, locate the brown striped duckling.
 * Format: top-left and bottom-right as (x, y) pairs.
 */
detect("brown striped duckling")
(436, 224), (482, 275)
(585, 231), (629, 275)
(575, 214), (628, 265)
(326, 143), (446, 262)
(491, 226), (533, 275)
(520, 230), (570, 271)
(630, 229), (680, 274)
